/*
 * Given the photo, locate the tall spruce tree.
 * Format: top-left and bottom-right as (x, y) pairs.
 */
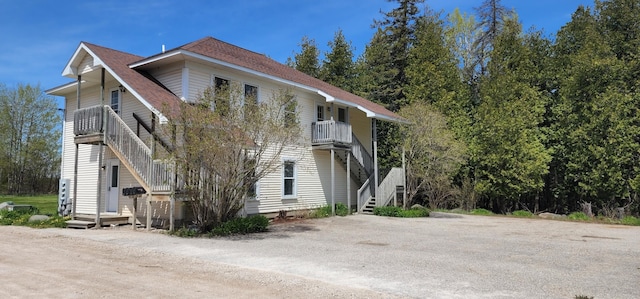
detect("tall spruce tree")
(287, 36), (321, 78)
(319, 29), (356, 92)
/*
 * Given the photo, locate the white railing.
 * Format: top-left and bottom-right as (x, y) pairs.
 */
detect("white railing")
(357, 173), (375, 212)
(376, 167), (404, 207)
(74, 105), (103, 135)
(351, 133), (373, 175)
(311, 120), (352, 144)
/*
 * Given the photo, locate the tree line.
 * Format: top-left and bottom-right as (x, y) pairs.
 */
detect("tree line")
(288, 0), (640, 216)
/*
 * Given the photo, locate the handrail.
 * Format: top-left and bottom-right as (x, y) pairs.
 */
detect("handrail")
(376, 167), (404, 207)
(311, 120), (352, 144)
(357, 173), (375, 212)
(350, 133), (372, 175)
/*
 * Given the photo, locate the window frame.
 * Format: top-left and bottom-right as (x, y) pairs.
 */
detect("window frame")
(281, 158), (297, 199)
(211, 75), (231, 114)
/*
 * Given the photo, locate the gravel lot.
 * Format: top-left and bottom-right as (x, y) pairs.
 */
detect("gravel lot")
(1, 213), (638, 298)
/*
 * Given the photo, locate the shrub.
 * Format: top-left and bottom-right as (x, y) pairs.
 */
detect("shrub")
(373, 206), (429, 218)
(470, 208), (493, 215)
(0, 209), (67, 228)
(568, 211), (589, 221)
(512, 210), (533, 217)
(170, 227), (199, 237)
(210, 215), (269, 236)
(310, 203), (349, 218)
(621, 216), (640, 226)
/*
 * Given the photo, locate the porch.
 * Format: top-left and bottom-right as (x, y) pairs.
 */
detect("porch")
(311, 120), (352, 148)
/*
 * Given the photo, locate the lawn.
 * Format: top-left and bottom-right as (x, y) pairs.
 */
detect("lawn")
(0, 194), (58, 215)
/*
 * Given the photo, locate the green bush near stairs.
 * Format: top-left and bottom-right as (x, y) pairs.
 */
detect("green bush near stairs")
(373, 206), (429, 218)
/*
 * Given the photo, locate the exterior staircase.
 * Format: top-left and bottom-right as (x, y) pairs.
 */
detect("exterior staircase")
(74, 105), (176, 195)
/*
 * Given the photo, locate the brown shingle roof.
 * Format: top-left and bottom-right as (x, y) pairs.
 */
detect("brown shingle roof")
(83, 42), (181, 114)
(170, 37), (401, 121)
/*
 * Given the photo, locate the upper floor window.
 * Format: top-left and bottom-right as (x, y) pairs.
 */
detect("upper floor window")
(338, 107), (347, 123)
(110, 89), (120, 114)
(316, 105), (325, 121)
(214, 76), (230, 115)
(284, 95), (297, 128)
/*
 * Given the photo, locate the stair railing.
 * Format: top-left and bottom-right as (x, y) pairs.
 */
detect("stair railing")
(351, 133), (373, 175)
(357, 173), (375, 212)
(376, 167), (404, 207)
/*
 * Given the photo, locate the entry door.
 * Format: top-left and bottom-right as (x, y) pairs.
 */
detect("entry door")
(106, 159), (119, 213)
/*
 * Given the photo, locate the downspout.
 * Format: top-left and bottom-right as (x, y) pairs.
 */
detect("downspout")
(96, 68), (105, 225)
(72, 75), (81, 220)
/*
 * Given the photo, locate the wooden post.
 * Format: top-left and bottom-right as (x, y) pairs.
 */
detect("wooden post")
(347, 149), (351, 214)
(147, 140), (155, 230)
(331, 148), (335, 215)
(372, 119), (378, 206)
(72, 75), (81, 220)
(96, 68), (105, 226)
(132, 196), (137, 230)
(402, 147), (406, 209)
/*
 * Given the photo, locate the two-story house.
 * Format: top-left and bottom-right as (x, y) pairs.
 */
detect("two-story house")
(48, 37), (405, 229)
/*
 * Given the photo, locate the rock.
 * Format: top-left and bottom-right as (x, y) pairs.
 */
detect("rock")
(410, 204), (425, 210)
(29, 215), (50, 222)
(0, 201), (15, 210)
(538, 212), (565, 220)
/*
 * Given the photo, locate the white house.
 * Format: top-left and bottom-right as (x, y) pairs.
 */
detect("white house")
(48, 37), (405, 229)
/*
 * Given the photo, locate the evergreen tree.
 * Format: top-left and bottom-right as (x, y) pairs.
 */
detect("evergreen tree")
(287, 36), (321, 78)
(319, 29), (355, 92)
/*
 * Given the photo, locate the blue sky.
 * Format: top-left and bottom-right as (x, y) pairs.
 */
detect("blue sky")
(1, 0), (592, 107)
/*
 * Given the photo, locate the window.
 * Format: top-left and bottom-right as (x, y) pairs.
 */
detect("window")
(244, 84), (258, 117)
(282, 159), (296, 198)
(284, 97), (297, 128)
(214, 76), (230, 114)
(338, 107), (347, 123)
(316, 105), (325, 121)
(245, 158), (259, 200)
(110, 89), (120, 114)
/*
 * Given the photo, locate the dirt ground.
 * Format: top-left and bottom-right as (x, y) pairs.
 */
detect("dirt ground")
(1, 213), (639, 298)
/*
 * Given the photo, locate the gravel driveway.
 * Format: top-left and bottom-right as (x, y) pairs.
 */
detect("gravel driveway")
(1, 213), (638, 298)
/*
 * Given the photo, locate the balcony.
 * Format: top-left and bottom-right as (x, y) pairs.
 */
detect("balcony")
(311, 120), (352, 147)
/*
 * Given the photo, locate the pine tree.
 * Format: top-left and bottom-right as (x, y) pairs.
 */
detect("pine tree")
(288, 36), (321, 78)
(319, 29), (355, 92)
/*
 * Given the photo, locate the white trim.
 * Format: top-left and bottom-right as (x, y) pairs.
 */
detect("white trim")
(281, 157), (297, 200)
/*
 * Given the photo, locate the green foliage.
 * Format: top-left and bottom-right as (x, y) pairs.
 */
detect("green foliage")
(310, 203), (349, 218)
(209, 215), (269, 236)
(568, 212), (589, 221)
(0, 208), (67, 228)
(373, 206), (429, 218)
(470, 208), (493, 216)
(511, 210), (533, 217)
(320, 29), (355, 92)
(169, 227), (199, 238)
(288, 36), (320, 78)
(621, 216), (640, 226)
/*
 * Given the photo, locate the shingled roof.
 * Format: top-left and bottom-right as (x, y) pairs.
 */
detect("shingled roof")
(82, 42), (182, 113)
(134, 37), (402, 122)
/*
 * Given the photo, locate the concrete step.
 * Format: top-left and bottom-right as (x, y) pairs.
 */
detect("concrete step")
(66, 220), (96, 229)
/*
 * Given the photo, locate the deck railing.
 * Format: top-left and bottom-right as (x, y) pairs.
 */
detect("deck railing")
(311, 120), (352, 145)
(74, 105), (104, 135)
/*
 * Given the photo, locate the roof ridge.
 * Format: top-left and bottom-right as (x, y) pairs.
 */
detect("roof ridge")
(81, 41), (144, 60)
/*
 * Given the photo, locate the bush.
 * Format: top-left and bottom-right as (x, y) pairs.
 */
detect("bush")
(373, 206), (429, 218)
(209, 215), (269, 236)
(0, 209), (67, 228)
(470, 208), (493, 215)
(568, 211), (589, 221)
(512, 210), (533, 217)
(621, 216), (640, 226)
(310, 203), (349, 218)
(170, 227), (199, 237)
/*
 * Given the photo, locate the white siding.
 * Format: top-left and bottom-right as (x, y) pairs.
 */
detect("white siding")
(148, 62), (183, 98)
(78, 53), (95, 74)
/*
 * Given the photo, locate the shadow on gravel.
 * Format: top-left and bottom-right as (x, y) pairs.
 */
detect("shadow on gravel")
(429, 212), (464, 219)
(225, 223), (319, 241)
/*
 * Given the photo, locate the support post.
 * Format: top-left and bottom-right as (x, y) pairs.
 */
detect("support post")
(372, 119), (379, 206)
(132, 196), (137, 230)
(402, 147), (407, 209)
(72, 75), (81, 220)
(331, 148), (335, 215)
(147, 140), (155, 230)
(347, 149), (351, 214)
(96, 68), (105, 226)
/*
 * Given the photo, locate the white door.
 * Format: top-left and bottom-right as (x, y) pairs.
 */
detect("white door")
(106, 159), (119, 213)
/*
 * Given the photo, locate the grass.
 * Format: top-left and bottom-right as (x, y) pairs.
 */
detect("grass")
(0, 194), (58, 215)
(310, 203), (349, 218)
(511, 210), (534, 217)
